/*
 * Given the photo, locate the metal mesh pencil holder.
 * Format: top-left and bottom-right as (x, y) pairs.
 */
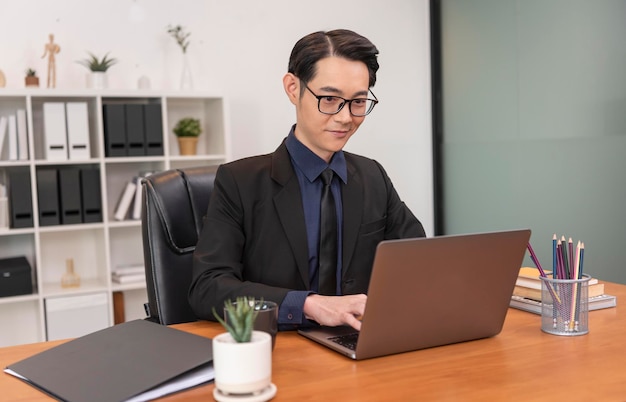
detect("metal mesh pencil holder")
(539, 274), (591, 336)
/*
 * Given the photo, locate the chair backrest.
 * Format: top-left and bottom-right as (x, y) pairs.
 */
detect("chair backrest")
(141, 165), (218, 325)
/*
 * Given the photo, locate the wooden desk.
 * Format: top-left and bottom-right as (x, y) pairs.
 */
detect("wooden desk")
(2, 283), (625, 401)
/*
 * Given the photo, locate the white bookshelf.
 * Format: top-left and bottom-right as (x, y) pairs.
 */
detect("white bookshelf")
(0, 89), (230, 347)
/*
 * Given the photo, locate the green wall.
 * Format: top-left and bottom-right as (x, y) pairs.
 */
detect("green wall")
(440, 0), (626, 283)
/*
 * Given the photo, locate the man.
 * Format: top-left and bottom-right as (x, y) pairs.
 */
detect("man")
(189, 29), (426, 331)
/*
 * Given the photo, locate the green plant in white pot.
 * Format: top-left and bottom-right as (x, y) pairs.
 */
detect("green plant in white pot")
(77, 52), (118, 89)
(173, 117), (202, 156)
(212, 296), (277, 400)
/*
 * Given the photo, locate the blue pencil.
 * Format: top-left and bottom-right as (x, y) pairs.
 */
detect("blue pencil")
(578, 243), (585, 279)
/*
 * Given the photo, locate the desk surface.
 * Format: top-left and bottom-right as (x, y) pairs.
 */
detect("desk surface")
(2, 283), (625, 401)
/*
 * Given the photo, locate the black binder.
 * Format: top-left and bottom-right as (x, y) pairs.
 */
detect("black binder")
(4, 320), (214, 402)
(8, 169), (34, 229)
(80, 168), (102, 223)
(58, 168), (82, 225)
(144, 103), (164, 156)
(103, 104), (127, 157)
(36, 168), (60, 226)
(125, 104), (146, 156)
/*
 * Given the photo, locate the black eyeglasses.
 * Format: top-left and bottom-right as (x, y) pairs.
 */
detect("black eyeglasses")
(305, 85), (379, 117)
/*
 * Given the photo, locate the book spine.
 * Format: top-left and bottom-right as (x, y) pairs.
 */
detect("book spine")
(0, 116), (7, 160)
(16, 109), (28, 160)
(113, 180), (137, 221)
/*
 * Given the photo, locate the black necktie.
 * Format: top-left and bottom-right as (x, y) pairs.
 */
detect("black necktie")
(319, 168), (337, 295)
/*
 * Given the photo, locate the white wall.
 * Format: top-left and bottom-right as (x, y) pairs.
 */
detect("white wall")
(1, 0), (434, 234)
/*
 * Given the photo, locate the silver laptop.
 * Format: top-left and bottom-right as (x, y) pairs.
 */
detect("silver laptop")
(298, 229), (531, 360)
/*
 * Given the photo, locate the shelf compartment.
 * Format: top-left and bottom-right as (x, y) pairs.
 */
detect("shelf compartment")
(30, 96), (100, 161)
(104, 161), (164, 223)
(0, 298), (42, 347)
(39, 228), (108, 295)
(165, 97), (226, 158)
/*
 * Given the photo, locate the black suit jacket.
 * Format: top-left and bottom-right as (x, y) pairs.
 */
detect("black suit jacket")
(189, 139), (426, 321)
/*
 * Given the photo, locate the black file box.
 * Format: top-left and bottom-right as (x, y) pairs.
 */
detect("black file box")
(0, 256), (32, 298)
(125, 104), (146, 156)
(36, 168), (60, 226)
(80, 168), (102, 223)
(103, 104), (127, 157)
(8, 169), (34, 229)
(143, 103), (164, 156)
(58, 168), (83, 225)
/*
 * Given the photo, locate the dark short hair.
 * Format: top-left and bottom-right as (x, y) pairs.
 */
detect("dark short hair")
(288, 29), (380, 90)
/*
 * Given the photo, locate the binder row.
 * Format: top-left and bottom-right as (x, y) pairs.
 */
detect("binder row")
(6, 168), (102, 228)
(36, 167), (102, 226)
(43, 102), (91, 161)
(103, 103), (163, 157)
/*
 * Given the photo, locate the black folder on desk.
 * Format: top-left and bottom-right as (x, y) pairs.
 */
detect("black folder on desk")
(4, 319), (214, 402)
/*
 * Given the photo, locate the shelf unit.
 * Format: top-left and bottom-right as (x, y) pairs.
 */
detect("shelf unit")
(0, 89), (230, 347)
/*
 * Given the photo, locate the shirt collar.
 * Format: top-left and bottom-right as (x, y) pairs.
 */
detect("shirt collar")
(285, 125), (348, 184)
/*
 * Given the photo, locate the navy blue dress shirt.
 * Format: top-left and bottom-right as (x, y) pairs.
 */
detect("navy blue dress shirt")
(278, 127), (347, 328)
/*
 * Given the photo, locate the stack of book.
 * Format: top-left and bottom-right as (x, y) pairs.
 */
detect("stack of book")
(113, 171), (153, 221)
(111, 265), (146, 285)
(510, 267), (617, 314)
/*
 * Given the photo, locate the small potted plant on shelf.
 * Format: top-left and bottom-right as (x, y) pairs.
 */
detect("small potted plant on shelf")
(24, 68), (39, 87)
(76, 52), (118, 89)
(212, 296), (276, 401)
(173, 117), (201, 155)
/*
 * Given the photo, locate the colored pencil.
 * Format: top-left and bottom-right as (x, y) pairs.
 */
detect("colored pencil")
(527, 242), (547, 277)
(568, 237), (574, 279)
(560, 236), (570, 279)
(578, 242), (585, 279)
(527, 242), (561, 305)
(552, 234), (557, 275)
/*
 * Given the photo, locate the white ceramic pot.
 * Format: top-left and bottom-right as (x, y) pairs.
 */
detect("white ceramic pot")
(87, 72), (108, 89)
(213, 330), (272, 395)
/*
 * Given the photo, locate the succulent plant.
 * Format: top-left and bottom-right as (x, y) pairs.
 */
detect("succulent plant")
(213, 296), (259, 343)
(25, 68), (37, 77)
(77, 52), (118, 72)
(173, 117), (202, 137)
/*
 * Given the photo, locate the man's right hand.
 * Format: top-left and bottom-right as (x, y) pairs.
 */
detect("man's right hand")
(303, 293), (367, 331)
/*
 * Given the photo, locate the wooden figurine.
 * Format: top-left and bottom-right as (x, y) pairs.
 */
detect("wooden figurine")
(41, 33), (61, 88)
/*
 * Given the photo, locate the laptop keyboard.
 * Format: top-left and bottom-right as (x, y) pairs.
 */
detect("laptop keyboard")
(329, 333), (359, 350)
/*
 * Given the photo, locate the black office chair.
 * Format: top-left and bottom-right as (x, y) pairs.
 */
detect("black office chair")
(141, 165), (218, 325)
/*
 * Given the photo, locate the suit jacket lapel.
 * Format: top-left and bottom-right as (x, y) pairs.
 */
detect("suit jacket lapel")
(341, 155), (364, 278)
(271, 142), (311, 288)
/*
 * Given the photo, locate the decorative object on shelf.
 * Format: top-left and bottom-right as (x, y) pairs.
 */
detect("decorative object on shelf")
(0, 69), (6, 87)
(41, 33), (61, 88)
(137, 75), (151, 89)
(61, 258), (80, 288)
(24, 68), (40, 87)
(212, 297), (277, 401)
(167, 24), (193, 90)
(173, 117), (201, 155)
(77, 52), (118, 89)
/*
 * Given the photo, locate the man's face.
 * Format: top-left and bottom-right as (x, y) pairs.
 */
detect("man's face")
(288, 56), (370, 162)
